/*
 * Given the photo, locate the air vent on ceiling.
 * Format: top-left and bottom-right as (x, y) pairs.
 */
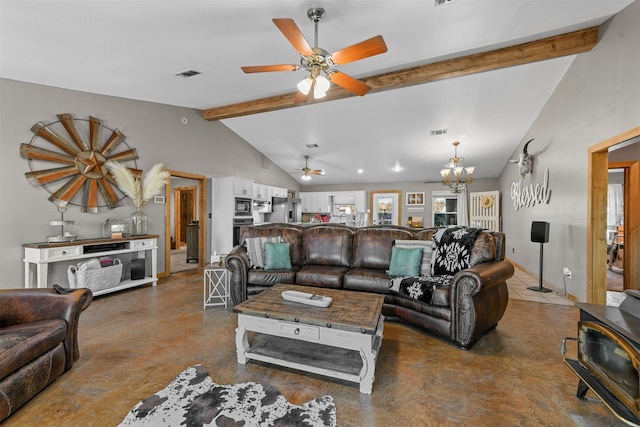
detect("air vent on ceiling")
(430, 129), (448, 136)
(174, 69), (202, 78)
(305, 144), (319, 149)
(434, 0), (455, 6)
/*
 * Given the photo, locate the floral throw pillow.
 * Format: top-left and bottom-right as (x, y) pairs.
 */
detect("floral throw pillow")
(432, 226), (484, 276)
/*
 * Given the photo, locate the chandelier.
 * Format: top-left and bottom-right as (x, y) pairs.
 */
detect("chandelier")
(440, 141), (475, 193)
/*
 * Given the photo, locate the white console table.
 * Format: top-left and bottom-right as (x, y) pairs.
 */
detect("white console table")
(23, 235), (158, 296)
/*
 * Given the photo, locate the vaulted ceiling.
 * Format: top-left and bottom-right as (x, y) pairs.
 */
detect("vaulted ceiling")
(1, 0), (634, 184)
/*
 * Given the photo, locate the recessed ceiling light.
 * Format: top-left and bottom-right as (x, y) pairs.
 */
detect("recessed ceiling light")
(392, 165), (403, 172)
(357, 169), (363, 174)
(174, 69), (201, 78)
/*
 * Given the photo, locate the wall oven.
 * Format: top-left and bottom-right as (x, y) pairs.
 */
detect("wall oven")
(232, 217), (254, 247)
(235, 197), (252, 217)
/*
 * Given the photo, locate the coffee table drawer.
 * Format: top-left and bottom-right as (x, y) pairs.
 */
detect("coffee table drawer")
(280, 322), (319, 340)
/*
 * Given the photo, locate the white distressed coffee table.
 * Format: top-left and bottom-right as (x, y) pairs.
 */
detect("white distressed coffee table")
(234, 284), (385, 394)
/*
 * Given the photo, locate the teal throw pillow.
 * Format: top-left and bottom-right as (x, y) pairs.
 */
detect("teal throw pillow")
(263, 242), (292, 270)
(388, 246), (423, 277)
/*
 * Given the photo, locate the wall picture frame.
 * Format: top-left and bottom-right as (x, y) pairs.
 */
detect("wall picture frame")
(406, 192), (425, 206)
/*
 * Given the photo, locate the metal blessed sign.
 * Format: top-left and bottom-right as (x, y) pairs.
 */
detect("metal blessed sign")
(510, 168), (551, 211)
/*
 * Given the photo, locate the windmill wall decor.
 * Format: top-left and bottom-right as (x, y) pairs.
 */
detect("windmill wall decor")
(20, 113), (139, 213)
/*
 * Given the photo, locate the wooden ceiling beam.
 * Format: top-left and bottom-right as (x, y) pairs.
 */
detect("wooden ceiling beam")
(202, 26), (599, 121)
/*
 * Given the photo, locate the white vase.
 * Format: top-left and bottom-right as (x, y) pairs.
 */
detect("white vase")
(130, 207), (148, 236)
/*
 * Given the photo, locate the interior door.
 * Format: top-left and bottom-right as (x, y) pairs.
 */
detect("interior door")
(174, 186), (196, 247)
(369, 190), (402, 226)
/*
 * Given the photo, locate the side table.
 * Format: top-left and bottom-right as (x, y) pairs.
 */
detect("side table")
(203, 264), (229, 309)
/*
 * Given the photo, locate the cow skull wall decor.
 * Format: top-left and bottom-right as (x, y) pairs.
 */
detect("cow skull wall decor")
(509, 138), (534, 179)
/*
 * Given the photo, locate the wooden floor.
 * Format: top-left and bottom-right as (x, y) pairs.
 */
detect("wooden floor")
(5, 268), (627, 426)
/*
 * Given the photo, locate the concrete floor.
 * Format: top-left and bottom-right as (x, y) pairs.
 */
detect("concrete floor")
(4, 268), (627, 426)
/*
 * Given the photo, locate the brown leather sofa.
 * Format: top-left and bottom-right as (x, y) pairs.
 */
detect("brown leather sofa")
(0, 287), (93, 421)
(226, 223), (514, 349)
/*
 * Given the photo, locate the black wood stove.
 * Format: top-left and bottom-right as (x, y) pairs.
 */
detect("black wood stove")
(563, 290), (640, 426)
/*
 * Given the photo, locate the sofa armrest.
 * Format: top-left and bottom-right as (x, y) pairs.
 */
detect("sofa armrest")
(449, 260), (514, 349)
(225, 244), (250, 306)
(0, 288), (93, 368)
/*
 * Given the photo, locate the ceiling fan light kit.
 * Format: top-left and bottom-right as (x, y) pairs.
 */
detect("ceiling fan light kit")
(440, 141), (475, 193)
(297, 155), (325, 181)
(241, 7), (387, 103)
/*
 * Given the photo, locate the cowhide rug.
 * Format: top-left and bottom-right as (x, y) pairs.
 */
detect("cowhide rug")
(119, 365), (337, 427)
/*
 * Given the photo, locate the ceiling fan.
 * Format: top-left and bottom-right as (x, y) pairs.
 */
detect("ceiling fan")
(293, 155), (325, 181)
(241, 7), (387, 103)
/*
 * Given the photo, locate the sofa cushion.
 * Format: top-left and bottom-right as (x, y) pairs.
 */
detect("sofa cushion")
(248, 266), (299, 286)
(388, 246), (423, 277)
(394, 239), (433, 276)
(432, 227), (484, 276)
(240, 225), (304, 265)
(343, 268), (390, 294)
(296, 265), (349, 289)
(244, 236), (282, 268)
(263, 242), (292, 270)
(303, 226), (353, 267)
(353, 227), (414, 270)
(0, 319), (67, 380)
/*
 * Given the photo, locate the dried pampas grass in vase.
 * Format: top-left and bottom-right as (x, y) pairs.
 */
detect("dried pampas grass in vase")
(106, 162), (170, 235)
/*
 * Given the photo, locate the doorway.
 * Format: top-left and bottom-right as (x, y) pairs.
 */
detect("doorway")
(164, 171), (207, 275)
(606, 167), (625, 292)
(369, 190), (402, 226)
(587, 127), (640, 304)
(174, 186), (196, 249)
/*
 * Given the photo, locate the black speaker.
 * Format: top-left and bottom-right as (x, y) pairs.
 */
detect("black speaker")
(131, 259), (146, 280)
(531, 221), (550, 243)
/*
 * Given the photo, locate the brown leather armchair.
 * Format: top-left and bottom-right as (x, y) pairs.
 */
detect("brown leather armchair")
(0, 287), (93, 421)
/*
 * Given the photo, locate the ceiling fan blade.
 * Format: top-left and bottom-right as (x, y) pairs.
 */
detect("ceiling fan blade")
(329, 71), (372, 96)
(310, 169), (325, 176)
(329, 35), (387, 66)
(273, 18), (314, 56)
(241, 64), (299, 73)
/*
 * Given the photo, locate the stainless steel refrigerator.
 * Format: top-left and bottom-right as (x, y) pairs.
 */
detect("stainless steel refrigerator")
(267, 197), (301, 223)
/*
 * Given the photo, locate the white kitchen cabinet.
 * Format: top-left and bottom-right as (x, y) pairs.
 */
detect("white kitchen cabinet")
(300, 192), (330, 213)
(233, 178), (253, 196)
(252, 183), (268, 201)
(300, 192), (312, 213)
(272, 186), (287, 198)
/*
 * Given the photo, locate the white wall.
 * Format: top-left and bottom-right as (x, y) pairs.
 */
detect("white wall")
(0, 79), (300, 289)
(498, 1), (640, 301)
